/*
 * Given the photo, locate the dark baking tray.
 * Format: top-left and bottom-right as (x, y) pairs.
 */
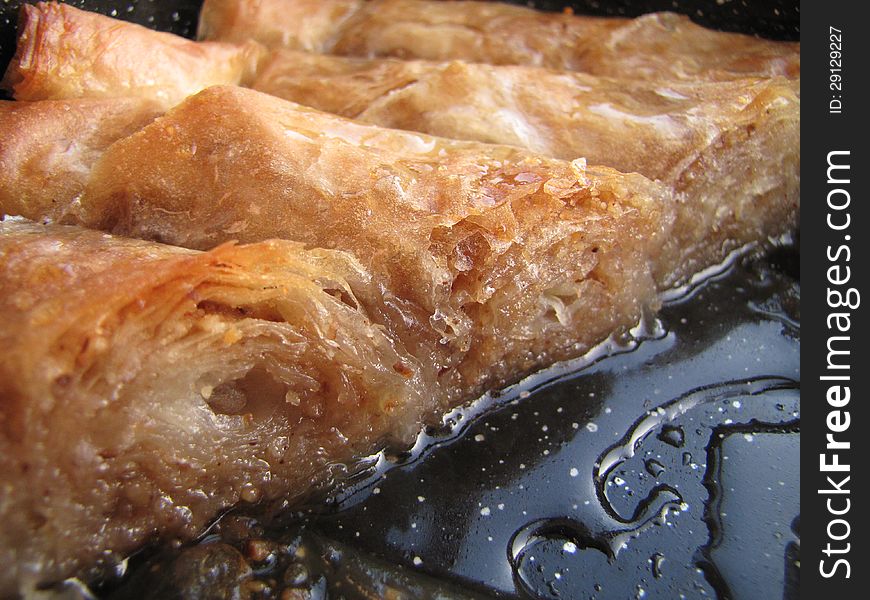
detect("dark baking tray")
(0, 2), (800, 599)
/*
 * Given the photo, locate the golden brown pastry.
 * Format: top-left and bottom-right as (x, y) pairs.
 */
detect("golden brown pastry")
(199, 0), (363, 52)
(251, 52), (800, 281)
(0, 2), (799, 285)
(198, 0), (800, 81)
(0, 218), (428, 595)
(1, 1), (267, 109)
(0, 3), (801, 586)
(0, 3), (800, 226)
(25, 85), (667, 406)
(0, 3), (800, 193)
(252, 50), (799, 173)
(0, 22), (800, 293)
(0, 98), (163, 223)
(0, 89), (677, 591)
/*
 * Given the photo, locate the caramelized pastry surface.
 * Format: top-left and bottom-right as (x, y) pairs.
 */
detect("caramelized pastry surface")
(251, 52), (799, 283)
(0, 3), (798, 289)
(1, 1), (266, 109)
(0, 1), (800, 594)
(0, 98), (163, 223)
(0, 88), (677, 591)
(0, 219), (427, 594)
(199, 0), (800, 81)
(75, 86), (672, 403)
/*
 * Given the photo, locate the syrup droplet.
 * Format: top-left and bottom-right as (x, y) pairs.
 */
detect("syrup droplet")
(651, 553), (665, 578)
(657, 425), (685, 448)
(645, 459), (666, 478)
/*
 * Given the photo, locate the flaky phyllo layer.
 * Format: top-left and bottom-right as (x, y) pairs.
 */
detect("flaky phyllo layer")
(198, 0), (800, 81)
(1, 3), (799, 295)
(0, 90), (673, 593)
(85, 90), (669, 399)
(1, 1), (266, 109)
(0, 3), (800, 594)
(0, 220), (426, 590)
(1, 85), (675, 406)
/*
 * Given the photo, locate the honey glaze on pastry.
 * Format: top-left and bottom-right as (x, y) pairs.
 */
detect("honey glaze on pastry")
(1, 1), (267, 109)
(251, 52), (799, 283)
(0, 219), (427, 594)
(74, 86), (674, 407)
(0, 2), (801, 593)
(0, 0), (798, 287)
(199, 0), (800, 81)
(0, 3), (798, 289)
(0, 98), (163, 224)
(0, 90), (673, 587)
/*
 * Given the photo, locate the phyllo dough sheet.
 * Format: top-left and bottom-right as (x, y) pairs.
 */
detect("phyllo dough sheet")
(251, 51), (800, 283)
(0, 219), (427, 593)
(0, 85), (673, 409)
(0, 98), (163, 223)
(0, 3), (799, 291)
(198, 0), (800, 81)
(1, 1), (267, 109)
(0, 3), (801, 592)
(0, 86), (676, 592)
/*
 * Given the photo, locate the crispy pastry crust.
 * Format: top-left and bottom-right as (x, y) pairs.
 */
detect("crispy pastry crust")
(0, 0), (799, 279)
(198, 0), (800, 81)
(0, 98), (163, 223)
(64, 86), (667, 405)
(0, 4), (800, 591)
(0, 13), (800, 292)
(253, 50), (796, 178)
(0, 219), (427, 594)
(0, 88), (674, 590)
(1, 1), (267, 108)
(199, 0), (363, 52)
(252, 52), (799, 284)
